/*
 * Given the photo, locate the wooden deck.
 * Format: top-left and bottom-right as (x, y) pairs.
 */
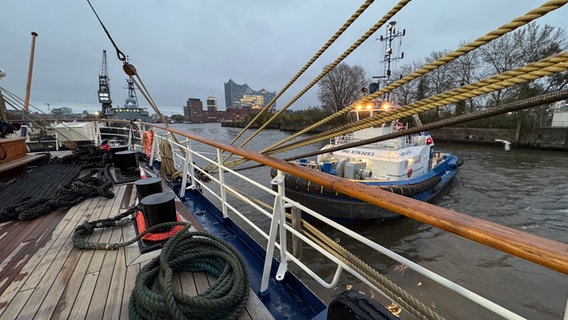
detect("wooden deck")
(0, 183), (273, 319)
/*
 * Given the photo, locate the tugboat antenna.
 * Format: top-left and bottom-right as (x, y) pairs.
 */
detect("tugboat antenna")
(370, 21), (405, 97)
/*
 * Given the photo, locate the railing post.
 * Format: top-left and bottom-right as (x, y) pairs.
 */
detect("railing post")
(260, 170), (288, 296)
(149, 131), (157, 166)
(127, 121), (133, 148)
(180, 138), (190, 199)
(95, 122), (101, 146)
(563, 296), (568, 320)
(291, 206), (303, 258)
(187, 139), (195, 190)
(217, 148), (228, 219)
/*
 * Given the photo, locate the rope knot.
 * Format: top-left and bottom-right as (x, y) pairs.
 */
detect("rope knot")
(75, 220), (95, 235)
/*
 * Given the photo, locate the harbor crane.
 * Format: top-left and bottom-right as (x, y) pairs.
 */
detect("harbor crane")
(98, 50), (112, 117)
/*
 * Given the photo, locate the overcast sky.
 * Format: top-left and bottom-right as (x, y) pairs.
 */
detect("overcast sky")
(1, 0), (566, 115)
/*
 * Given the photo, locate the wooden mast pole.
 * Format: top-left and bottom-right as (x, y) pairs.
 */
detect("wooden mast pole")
(0, 68), (6, 121)
(23, 32), (38, 112)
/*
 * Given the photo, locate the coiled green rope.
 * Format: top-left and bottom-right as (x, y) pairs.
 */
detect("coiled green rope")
(128, 226), (250, 320)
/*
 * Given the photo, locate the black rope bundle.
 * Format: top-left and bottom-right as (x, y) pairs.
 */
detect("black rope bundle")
(128, 228), (250, 320)
(0, 145), (115, 221)
(52, 145), (113, 169)
(1, 173), (114, 221)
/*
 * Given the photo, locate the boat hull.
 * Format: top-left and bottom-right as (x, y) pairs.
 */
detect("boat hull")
(276, 154), (461, 224)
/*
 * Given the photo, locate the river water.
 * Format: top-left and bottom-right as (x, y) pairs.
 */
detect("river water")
(172, 123), (567, 320)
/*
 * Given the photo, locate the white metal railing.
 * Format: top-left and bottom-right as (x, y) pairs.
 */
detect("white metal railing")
(148, 131), (548, 320)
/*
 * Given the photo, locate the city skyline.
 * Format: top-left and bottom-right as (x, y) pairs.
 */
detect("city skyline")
(2, 1), (565, 117)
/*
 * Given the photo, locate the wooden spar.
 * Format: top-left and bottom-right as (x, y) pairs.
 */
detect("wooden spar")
(147, 123), (568, 275)
(24, 32), (38, 112)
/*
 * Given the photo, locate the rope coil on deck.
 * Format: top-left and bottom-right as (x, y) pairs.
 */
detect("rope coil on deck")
(0, 146), (114, 221)
(128, 227), (250, 320)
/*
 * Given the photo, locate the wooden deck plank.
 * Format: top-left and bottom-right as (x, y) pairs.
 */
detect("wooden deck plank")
(86, 186), (127, 274)
(179, 272), (198, 297)
(120, 263), (139, 319)
(65, 188), (121, 319)
(0, 198), (94, 319)
(103, 238), (128, 318)
(120, 183), (134, 209)
(0, 208), (68, 296)
(243, 288), (275, 320)
(86, 193), (127, 320)
(51, 194), (115, 319)
(0, 181), (276, 320)
(0, 289), (33, 320)
(68, 271), (99, 319)
(19, 198), (100, 319)
(21, 198), (95, 291)
(51, 248), (103, 319)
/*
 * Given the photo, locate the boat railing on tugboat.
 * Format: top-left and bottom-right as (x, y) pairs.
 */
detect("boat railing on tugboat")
(124, 120), (568, 319)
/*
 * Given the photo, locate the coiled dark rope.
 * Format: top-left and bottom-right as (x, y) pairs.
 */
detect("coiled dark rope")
(128, 227), (250, 320)
(0, 145), (115, 221)
(72, 206), (189, 250)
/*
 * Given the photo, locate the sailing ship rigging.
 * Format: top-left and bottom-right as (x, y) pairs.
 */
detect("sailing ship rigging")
(1, 0), (567, 319)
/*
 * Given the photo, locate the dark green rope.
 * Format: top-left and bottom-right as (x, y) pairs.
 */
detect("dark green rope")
(72, 206), (190, 250)
(128, 227), (250, 320)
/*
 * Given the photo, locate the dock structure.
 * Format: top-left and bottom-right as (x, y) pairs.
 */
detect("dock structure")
(0, 183), (273, 320)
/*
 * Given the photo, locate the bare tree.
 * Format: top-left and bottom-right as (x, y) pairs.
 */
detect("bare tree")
(423, 50), (455, 118)
(479, 22), (566, 106)
(317, 63), (367, 113)
(450, 46), (482, 114)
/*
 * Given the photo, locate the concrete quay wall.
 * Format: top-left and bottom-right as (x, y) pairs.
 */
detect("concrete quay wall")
(430, 127), (568, 150)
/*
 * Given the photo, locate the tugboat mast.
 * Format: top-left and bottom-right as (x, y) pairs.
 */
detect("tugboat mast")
(380, 21), (405, 81)
(370, 21), (405, 97)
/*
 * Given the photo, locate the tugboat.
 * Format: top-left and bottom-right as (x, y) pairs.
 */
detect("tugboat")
(274, 101), (461, 223)
(272, 22), (461, 223)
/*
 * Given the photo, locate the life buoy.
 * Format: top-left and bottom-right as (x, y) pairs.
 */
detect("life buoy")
(142, 130), (154, 158)
(393, 122), (404, 132)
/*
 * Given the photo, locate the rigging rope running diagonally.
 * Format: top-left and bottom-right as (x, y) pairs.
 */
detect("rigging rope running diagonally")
(80, 1), (568, 318)
(253, 0), (568, 158)
(216, 0), (568, 170)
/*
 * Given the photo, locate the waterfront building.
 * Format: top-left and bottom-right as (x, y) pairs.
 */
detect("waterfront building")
(207, 96), (217, 112)
(224, 79), (276, 109)
(184, 97), (230, 123)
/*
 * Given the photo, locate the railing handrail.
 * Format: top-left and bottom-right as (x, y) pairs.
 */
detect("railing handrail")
(154, 129), (528, 319)
(138, 121), (568, 275)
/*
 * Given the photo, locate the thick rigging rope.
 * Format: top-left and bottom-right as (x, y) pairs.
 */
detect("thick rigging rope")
(235, 0), (412, 151)
(263, 52), (568, 155)
(259, 0), (567, 155)
(216, 183), (445, 319)
(158, 138), (184, 182)
(268, 90), (568, 162)
(0, 146), (115, 221)
(203, 0), (390, 174)
(86, 0), (126, 62)
(301, 222), (445, 320)
(0, 86), (91, 142)
(72, 206), (190, 250)
(229, 0), (375, 147)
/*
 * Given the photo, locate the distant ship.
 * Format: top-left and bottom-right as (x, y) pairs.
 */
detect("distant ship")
(105, 77), (151, 122)
(97, 50), (151, 122)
